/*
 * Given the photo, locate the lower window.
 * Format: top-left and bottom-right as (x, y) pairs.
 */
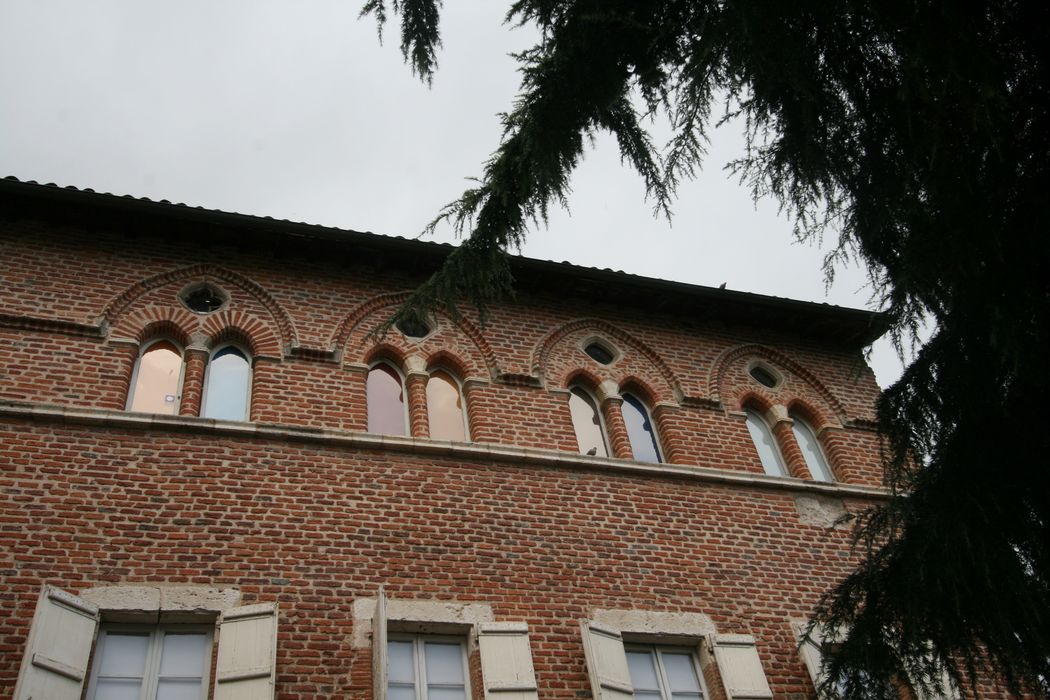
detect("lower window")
(387, 635), (469, 700)
(86, 625), (212, 700)
(626, 645), (707, 700)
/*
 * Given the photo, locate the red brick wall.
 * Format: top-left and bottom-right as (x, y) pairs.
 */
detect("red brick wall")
(0, 212), (975, 698)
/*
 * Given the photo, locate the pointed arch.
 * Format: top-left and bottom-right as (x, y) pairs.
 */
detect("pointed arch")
(100, 264), (297, 351)
(112, 306), (197, 346)
(332, 291), (497, 379)
(201, 309), (283, 358)
(708, 343), (848, 421)
(530, 318), (683, 400)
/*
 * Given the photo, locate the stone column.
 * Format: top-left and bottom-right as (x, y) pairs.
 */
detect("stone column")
(404, 355), (430, 439)
(597, 380), (632, 459)
(766, 405), (808, 479)
(179, 341), (210, 417)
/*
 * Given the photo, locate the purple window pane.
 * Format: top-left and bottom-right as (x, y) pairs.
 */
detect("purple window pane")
(368, 363), (407, 436)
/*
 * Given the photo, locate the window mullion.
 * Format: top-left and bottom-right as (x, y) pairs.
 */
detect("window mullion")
(654, 649), (673, 700)
(415, 637), (427, 700)
(141, 628), (162, 700)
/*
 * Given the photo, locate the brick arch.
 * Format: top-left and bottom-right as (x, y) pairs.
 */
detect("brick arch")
(364, 342), (408, 368)
(709, 343), (848, 421)
(531, 318), (683, 400)
(785, 397), (838, 432)
(563, 367), (606, 393)
(201, 310), (283, 359)
(100, 264), (297, 350)
(619, 376), (662, 408)
(112, 306), (197, 346)
(426, 350), (472, 379)
(332, 292), (497, 379)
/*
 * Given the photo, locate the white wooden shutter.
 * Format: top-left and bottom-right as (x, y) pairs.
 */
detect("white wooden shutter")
(580, 621), (634, 700)
(710, 634), (773, 700)
(479, 622), (539, 700)
(791, 620), (826, 690)
(215, 602), (279, 700)
(374, 587), (388, 700)
(14, 585), (99, 700)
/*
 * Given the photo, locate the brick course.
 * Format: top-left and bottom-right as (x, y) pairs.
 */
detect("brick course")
(0, 182), (1010, 698)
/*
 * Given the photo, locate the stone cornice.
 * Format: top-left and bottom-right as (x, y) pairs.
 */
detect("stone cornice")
(0, 400), (891, 501)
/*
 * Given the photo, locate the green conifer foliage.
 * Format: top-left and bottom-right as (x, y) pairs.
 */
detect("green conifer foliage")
(361, 2), (1050, 696)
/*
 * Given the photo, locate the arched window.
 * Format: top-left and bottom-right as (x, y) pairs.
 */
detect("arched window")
(621, 393), (662, 463)
(201, 345), (252, 421)
(745, 409), (788, 476)
(367, 362), (407, 436)
(791, 414), (835, 482)
(569, 386), (609, 457)
(126, 339), (185, 415)
(427, 369), (467, 442)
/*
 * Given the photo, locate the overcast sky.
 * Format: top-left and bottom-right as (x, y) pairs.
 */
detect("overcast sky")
(0, 1), (908, 387)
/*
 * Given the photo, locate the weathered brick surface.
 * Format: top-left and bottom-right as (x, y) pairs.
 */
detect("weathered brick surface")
(0, 198), (1011, 698)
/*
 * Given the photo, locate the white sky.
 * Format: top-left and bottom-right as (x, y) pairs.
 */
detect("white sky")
(0, 0), (907, 387)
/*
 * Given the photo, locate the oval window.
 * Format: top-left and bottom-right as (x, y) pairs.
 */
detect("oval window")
(584, 342), (615, 365)
(749, 364), (779, 388)
(396, 316), (432, 339)
(367, 363), (407, 436)
(179, 284), (227, 314)
(202, 345), (252, 421)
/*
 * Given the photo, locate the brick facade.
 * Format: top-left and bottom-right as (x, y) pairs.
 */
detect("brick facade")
(0, 180), (1006, 698)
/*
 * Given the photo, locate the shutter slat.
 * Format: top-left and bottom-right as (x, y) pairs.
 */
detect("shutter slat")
(580, 621), (634, 700)
(710, 634), (773, 700)
(215, 602), (278, 700)
(14, 585), (99, 700)
(479, 622), (539, 700)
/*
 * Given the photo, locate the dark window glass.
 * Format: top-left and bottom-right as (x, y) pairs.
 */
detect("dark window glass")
(128, 340), (183, 415)
(396, 316), (431, 339)
(622, 393), (662, 463)
(749, 365), (778, 388)
(584, 342), (615, 365)
(180, 285), (225, 313)
(202, 346), (251, 421)
(427, 370), (466, 442)
(569, 387), (608, 457)
(367, 363), (407, 435)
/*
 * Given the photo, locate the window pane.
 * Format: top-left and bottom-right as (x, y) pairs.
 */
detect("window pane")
(626, 651), (660, 691)
(427, 371), (466, 442)
(202, 346), (251, 420)
(792, 418), (834, 482)
(427, 687), (467, 700)
(661, 653), (701, 693)
(745, 410), (787, 476)
(159, 633), (207, 678)
(388, 640), (416, 683)
(368, 364), (407, 435)
(94, 678), (144, 700)
(569, 387), (608, 457)
(424, 642), (464, 684)
(633, 691), (663, 700)
(389, 685), (417, 700)
(622, 394), (661, 462)
(156, 679), (203, 700)
(98, 633), (150, 677)
(128, 341), (182, 414)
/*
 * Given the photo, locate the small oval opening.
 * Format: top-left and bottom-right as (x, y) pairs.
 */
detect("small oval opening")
(180, 284), (226, 314)
(749, 364), (779, 388)
(584, 342), (615, 365)
(396, 316), (431, 339)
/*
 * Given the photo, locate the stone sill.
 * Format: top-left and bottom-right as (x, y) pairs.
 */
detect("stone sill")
(0, 400), (890, 500)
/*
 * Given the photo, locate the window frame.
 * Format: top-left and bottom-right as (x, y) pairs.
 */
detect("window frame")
(568, 384), (611, 457)
(744, 408), (789, 477)
(620, 392), (664, 463)
(367, 360), (411, 436)
(789, 414), (835, 482)
(84, 622), (214, 700)
(624, 643), (710, 700)
(125, 338), (187, 414)
(387, 633), (471, 700)
(200, 342), (254, 421)
(426, 367), (470, 442)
